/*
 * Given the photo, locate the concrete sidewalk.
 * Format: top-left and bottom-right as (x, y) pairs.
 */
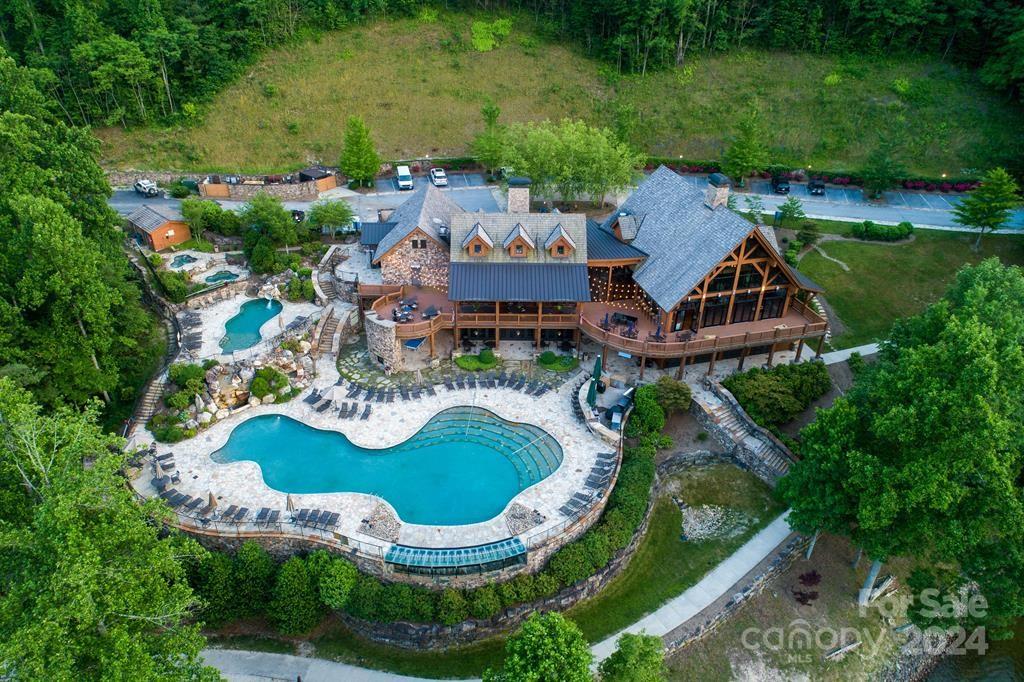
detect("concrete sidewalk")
(201, 648), (451, 682)
(589, 510), (793, 662)
(817, 342), (880, 365)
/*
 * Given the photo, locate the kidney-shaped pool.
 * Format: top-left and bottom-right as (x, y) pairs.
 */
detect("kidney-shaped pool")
(212, 407), (563, 526)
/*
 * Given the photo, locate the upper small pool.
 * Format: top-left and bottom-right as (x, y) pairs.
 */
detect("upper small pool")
(170, 254), (197, 268)
(219, 298), (283, 353)
(212, 407), (563, 525)
(205, 270), (240, 284)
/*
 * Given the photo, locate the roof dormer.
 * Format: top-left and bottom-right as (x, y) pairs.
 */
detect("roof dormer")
(462, 222), (493, 257)
(612, 212), (640, 243)
(503, 223), (535, 258)
(544, 223), (576, 258)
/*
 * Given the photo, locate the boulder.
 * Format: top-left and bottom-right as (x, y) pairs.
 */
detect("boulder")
(248, 395), (261, 407)
(299, 340), (312, 354)
(194, 394), (205, 412)
(262, 394), (276, 404)
(239, 366), (255, 383)
(216, 409), (230, 420)
(198, 412), (212, 425)
(185, 419), (199, 430)
(277, 385), (291, 395)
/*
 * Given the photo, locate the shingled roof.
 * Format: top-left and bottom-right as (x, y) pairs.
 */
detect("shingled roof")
(599, 166), (782, 311)
(126, 205), (182, 234)
(586, 220), (646, 261)
(372, 184), (463, 262)
(461, 223), (494, 249)
(502, 223), (536, 249)
(544, 223), (576, 250)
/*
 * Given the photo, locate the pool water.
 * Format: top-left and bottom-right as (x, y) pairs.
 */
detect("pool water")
(212, 407), (563, 525)
(205, 270), (239, 284)
(219, 298), (283, 352)
(170, 254), (197, 268)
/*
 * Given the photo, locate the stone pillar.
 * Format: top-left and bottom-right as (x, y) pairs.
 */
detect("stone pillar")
(507, 177), (532, 213)
(364, 313), (404, 373)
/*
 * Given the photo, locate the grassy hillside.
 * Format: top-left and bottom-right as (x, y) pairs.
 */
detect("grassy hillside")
(95, 13), (1022, 175)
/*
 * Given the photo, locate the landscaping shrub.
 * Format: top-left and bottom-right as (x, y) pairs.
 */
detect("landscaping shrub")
(232, 541), (276, 618)
(797, 222), (821, 245)
(651, 376), (691, 414)
(148, 253), (163, 268)
(548, 542), (592, 586)
(850, 220), (913, 241)
(625, 385), (665, 437)
(537, 352), (579, 372)
(722, 361), (832, 429)
(455, 351), (498, 371)
(270, 557), (322, 635)
(169, 362), (206, 389)
(314, 554), (358, 611)
(346, 574), (384, 621)
(538, 350), (557, 365)
(437, 589), (468, 626)
(847, 351), (865, 376)
(784, 240), (804, 267)
(250, 367), (288, 398)
(157, 270), (190, 302)
(194, 551), (237, 627)
(146, 412), (188, 443)
(470, 585), (502, 619)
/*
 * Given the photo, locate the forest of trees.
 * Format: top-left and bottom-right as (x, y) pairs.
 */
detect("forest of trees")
(2, 0), (1022, 129)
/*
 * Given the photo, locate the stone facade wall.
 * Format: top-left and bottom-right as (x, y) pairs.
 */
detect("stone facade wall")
(185, 281), (252, 309)
(507, 186), (530, 213)
(200, 181), (319, 202)
(364, 313), (404, 373)
(379, 237), (449, 288)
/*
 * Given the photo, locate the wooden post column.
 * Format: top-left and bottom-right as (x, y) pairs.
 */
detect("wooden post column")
(737, 347), (749, 371)
(675, 355), (686, 380)
(767, 345), (776, 368)
(494, 301), (500, 350)
(795, 338), (805, 362)
(601, 344), (608, 366)
(429, 332), (435, 358)
(707, 351), (718, 376)
(815, 335), (826, 358)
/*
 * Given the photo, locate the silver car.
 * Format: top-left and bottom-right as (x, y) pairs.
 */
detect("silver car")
(429, 168), (449, 187)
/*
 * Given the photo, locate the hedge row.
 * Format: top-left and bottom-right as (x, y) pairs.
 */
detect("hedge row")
(191, 399), (665, 632)
(849, 220), (913, 242)
(721, 361), (832, 431)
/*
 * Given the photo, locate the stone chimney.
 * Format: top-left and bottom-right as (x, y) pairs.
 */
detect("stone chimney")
(507, 177), (532, 213)
(705, 172), (730, 210)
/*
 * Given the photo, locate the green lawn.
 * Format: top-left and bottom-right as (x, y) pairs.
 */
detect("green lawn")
(799, 230), (1024, 348)
(567, 464), (785, 642)
(94, 13), (1021, 175)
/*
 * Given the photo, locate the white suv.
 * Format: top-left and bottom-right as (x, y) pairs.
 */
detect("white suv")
(429, 168), (448, 187)
(396, 165), (414, 190)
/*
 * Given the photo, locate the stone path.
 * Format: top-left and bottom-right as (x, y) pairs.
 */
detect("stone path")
(816, 342), (879, 365)
(810, 244), (850, 272)
(201, 649), (436, 682)
(589, 511), (793, 662)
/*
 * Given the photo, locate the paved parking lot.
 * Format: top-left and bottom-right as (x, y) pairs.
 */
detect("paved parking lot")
(373, 172), (487, 194)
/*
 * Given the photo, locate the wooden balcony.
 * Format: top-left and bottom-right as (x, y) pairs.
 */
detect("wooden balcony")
(579, 298), (827, 360)
(369, 286), (453, 339)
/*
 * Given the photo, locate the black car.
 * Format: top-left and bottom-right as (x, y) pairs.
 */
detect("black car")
(291, 209), (306, 223)
(808, 179), (826, 196)
(771, 176), (791, 194)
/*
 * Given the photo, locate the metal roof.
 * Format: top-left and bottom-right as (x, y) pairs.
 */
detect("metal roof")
(792, 268), (824, 293)
(126, 205), (182, 234)
(544, 223), (576, 250)
(586, 220), (646, 261)
(372, 184), (463, 262)
(450, 213), (587, 265)
(599, 166), (780, 311)
(359, 222), (396, 248)
(450, 263), (591, 302)
(461, 223), (494, 249)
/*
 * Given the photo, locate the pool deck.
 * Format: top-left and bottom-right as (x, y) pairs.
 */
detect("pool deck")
(192, 294), (321, 359)
(134, 366), (605, 551)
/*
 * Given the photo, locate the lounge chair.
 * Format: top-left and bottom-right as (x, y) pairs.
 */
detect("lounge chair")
(400, 387), (410, 400)
(294, 509), (309, 524)
(267, 510), (280, 524)
(572, 492), (594, 504)
(364, 388), (376, 401)
(171, 493), (191, 508)
(346, 384), (360, 398)
(455, 377), (465, 389)
(303, 390), (322, 405)
(361, 404), (372, 420)
(426, 385), (436, 396)
(256, 507), (270, 523)
(513, 377), (527, 390)
(411, 387), (422, 399)
(325, 512), (340, 528)
(234, 507), (249, 522)
(386, 391), (395, 403)
(375, 391), (386, 403)
(348, 403), (359, 419)
(444, 378), (455, 391)
(559, 504), (580, 518)
(534, 386), (549, 398)
(338, 401), (349, 417)
(184, 497), (204, 512)
(586, 473), (610, 489)
(306, 510), (321, 526)
(222, 504), (239, 519)
(158, 487), (177, 500)
(316, 400), (333, 413)
(497, 372), (508, 387)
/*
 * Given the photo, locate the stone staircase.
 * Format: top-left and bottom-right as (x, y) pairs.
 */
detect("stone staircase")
(319, 276), (337, 300)
(707, 401), (792, 477)
(317, 313), (340, 353)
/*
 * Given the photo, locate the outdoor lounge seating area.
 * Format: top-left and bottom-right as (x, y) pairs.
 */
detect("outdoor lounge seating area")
(559, 452), (618, 518)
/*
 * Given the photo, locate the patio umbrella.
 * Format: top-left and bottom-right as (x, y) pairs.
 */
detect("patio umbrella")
(586, 378), (598, 408)
(602, 312), (610, 328)
(286, 494), (295, 512)
(655, 322), (662, 338)
(592, 354), (602, 381)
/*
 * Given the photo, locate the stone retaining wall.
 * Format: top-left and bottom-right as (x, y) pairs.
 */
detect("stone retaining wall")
(688, 399), (781, 487)
(708, 379), (796, 466)
(190, 531), (387, 579)
(200, 180), (320, 202)
(107, 170), (200, 187)
(185, 281), (251, 309)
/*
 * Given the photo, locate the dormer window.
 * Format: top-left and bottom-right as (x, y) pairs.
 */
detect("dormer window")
(544, 223), (576, 258)
(474, 244), (482, 254)
(461, 222), (493, 257)
(503, 223), (535, 258)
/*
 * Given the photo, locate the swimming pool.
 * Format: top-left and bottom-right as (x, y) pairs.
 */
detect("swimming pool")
(170, 254), (197, 268)
(205, 270), (240, 284)
(212, 407), (563, 525)
(219, 298), (283, 353)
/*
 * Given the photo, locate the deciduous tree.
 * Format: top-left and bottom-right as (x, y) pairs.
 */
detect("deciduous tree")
(340, 115), (381, 187)
(484, 612), (593, 682)
(599, 633), (666, 682)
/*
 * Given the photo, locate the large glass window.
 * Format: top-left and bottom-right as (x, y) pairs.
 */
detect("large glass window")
(702, 296), (730, 327)
(708, 268), (736, 293)
(759, 289), (786, 320)
(731, 293), (759, 323)
(737, 264), (762, 290)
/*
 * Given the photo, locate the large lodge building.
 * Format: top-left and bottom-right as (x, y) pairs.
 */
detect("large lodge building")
(356, 166), (827, 377)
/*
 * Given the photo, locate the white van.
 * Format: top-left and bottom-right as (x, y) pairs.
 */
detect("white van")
(396, 165), (414, 190)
